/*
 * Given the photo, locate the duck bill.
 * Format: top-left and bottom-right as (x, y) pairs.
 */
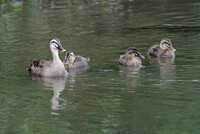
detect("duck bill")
(57, 45), (66, 52)
(64, 62), (69, 65)
(61, 49), (66, 52)
(170, 45), (176, 52)
(64, 59), (70, 65)
(139, 53), (145, 59)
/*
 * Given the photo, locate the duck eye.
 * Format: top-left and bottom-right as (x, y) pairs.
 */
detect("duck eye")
(52, 41), (57, 44)
(51, 41), (58, 47)
(163, 42), (170, 48)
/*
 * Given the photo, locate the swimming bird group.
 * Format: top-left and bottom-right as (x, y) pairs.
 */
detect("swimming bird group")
(27, 38), (176, 77)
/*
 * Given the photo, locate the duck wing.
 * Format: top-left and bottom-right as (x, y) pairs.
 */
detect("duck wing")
(147, 45), (162, 57)
(72, 56), (90, 68)
(118, 55), (128, 65)
(74, 56), (83, 62)
(27, 59), (52, 76)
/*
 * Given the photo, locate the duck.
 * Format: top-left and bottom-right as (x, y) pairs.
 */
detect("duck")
(118, 47), (145, 66)
(64, 51), (90, 70)
(147, 38), (176, 58)
(27, 38), (67, 77)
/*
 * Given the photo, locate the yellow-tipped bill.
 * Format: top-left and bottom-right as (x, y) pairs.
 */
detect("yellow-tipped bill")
(60, 49), (66, 52)
(140, 56), (145, 59)
(172, 49), (176, 52)
(169, 45), (176, 52)
(64, 63), (69, 65)
(57, 44), (66, 52)
(138, 53), (145, 60)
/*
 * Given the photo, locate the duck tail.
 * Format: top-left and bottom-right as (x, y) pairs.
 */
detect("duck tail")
(26, 64), (32, 72)
(87, 57), (90, 62)
(26, 59), (39, 73)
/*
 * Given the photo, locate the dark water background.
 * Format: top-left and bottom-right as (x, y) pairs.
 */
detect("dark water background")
(0, 0), (200, 133)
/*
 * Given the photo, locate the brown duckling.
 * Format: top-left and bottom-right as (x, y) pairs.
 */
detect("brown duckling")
(64, 51), (90, 70)
(119, 47), (145, 66)
(147, 38), (176, 58)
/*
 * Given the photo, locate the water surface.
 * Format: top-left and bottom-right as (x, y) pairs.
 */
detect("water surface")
(0, 0), (200, 133)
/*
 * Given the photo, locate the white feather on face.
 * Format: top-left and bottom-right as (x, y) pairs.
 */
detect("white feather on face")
(54, 43), (58, 48)
(50, 39), (60, 50)
(69, 52), (75, 63)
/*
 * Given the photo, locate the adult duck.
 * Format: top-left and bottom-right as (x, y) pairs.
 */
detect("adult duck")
(27, 38), (67, 77)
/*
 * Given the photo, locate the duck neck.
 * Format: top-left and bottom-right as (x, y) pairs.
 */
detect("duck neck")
(51, 48), (61, 63)
(160, 44), (164, 50)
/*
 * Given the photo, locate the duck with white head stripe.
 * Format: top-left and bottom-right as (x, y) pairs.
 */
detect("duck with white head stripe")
(27, 38), (67, 77)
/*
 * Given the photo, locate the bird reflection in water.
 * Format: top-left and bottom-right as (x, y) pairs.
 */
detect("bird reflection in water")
(119, 66), (143, 89)
(31, 66), (88, 113)
(150, 58), (176, 88)
(32, 77), (67, 112)
(66, 67), (89, 86)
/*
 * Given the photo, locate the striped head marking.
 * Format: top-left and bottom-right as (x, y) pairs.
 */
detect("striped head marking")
(65, 51), (75, 65)
(50, 38), (66, 52)
(160, 38), (176, 52)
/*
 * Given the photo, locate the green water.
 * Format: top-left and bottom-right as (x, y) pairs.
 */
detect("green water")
(0, 0), (200, 133)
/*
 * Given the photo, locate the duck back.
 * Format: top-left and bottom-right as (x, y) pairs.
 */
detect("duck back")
(67, 56), (90, 69)
(27, 59), (52, 77)
(147, 45), (162, 57)
(119, 55), (141, 66)
(147, 45), (175, 58)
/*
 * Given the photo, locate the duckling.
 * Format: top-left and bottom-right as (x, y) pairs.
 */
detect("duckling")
(64, 51), (90, 70)
(119, 47), (145, 66)
(126, 47), (138, 52)
(27, 38), (67, 77)
(147, 38), (176, 58)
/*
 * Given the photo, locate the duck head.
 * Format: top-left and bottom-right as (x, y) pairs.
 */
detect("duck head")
(128, 50), (145, 60)
(64, 51), (75, 65)
(160, 38), (176, 52)
(50, 38), (66, 52)
(126, 47), (138, 52)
